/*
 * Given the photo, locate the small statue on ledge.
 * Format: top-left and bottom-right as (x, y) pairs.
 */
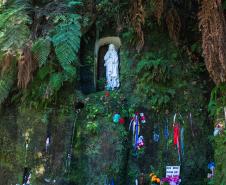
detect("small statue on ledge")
(104, 44), (120, 90)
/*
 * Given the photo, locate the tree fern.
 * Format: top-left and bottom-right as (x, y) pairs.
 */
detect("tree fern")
(0, 1), (31, 52)
(51, 14), (81, 69)
(32, 38), (51, 67)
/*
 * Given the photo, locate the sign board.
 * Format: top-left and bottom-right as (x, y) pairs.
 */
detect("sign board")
(166, 166), (180, 177)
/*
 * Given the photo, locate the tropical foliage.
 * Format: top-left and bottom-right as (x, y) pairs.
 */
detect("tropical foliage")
(0, 0), (81, 106)
(1, 0), (226, 185)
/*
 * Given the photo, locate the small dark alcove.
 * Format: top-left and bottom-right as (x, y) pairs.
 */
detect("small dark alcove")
(97, 45), (108, 91)
(79, 29), (96, 94)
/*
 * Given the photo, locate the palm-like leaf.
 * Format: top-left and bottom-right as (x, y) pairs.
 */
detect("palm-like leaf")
(0, 1), (31, 51)
(51, 14), (81, 68)
(49, 72), (63, 92)
(32, 38), (51, 67)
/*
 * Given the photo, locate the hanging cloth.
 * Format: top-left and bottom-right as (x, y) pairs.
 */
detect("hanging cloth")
(164, 119), (169, 140)
(224, 107), (226, 122)
(110, 178), (115, 185)
(164, 118), (169, 150)
(189, 113), (195, 137)
(129, 115), (136, 136)
(180, 127), (185, 157)
(153, 124), (160, 143)
(173, 124), (180, 150)
(45, 137), (50, 152)
(135, 115), (140, 149)
(173, 113), (185, 162)
(173, 114), (181, 162)
(135, 178), (138, 185)
(104, 177), (109, 185)
(129, 114), (140, 149)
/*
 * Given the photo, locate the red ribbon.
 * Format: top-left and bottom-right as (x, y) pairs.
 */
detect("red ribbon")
(173, 123), (180, 152)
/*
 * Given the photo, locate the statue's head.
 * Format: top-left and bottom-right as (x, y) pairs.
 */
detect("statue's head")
(108, 44), (115, 51)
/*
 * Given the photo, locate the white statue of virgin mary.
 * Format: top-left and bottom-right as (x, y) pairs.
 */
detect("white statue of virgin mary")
(104, 44), (120, 90)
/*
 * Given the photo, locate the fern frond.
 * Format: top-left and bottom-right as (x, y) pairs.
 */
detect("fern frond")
(67, 0), (83, 7)
(198, 0), (226, 84)
(32, 38), (51, 67)
(0, 1), (31, 52)
(153, 0), (164, 25)
(166, 8), (181, 44)
(51, 14), (81, 69)
(49, 72), (64, 92)
(62, 64), (76, 80)
(0, 24), (31, 51)
(130, 0), (145, 52)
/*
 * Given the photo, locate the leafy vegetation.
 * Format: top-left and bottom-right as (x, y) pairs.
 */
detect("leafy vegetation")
(135, 51), (176, 109)
(0, 0), (226, 185)
(0, 65), (16, 104)
(32, 38), (51, 67)
(71, 92), (128, 185)
(0, 0), (31, 52)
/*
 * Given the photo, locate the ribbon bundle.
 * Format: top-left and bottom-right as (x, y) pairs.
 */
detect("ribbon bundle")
(129, 114), (140, 149)
(129, 112), (146, 150)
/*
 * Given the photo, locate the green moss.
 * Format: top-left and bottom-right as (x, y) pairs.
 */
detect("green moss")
(70, 92), (128, 185)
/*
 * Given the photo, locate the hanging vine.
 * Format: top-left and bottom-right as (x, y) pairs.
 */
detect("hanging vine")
(130, 0), (145, 52)
(198, 0), (226, 84)
(166, 8), (181, 44)
(17, 46), (37, 89)
(153, 0), (164, 25)
(1, 51), (13, 75)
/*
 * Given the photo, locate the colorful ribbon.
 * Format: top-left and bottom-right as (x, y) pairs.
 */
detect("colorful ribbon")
(180, 127), (184, 157)
(135, 115), (139, 148)
(189, 113), (195, 137)
(129, 114), (140, 150)
(173, 123), (180, 162)
(164, 119), (169, 140)
(110, 178), (115, 185)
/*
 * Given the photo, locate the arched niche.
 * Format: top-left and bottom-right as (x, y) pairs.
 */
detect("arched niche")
(94, 36), (122, 91)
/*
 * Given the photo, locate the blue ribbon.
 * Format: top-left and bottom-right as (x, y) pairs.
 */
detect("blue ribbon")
(104, 177), (109, 185)
(164, 119), (169, 140)
(180, 127), (185, 157)
(153, 132), (160, 142)
(177, 141), (181, 162)
(208, 162), (215, 170)
(135, 115), (139, 149)
(110, 178), (115, 185)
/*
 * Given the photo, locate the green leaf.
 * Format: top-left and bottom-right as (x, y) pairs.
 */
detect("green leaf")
(49, 73), (64, 92)
(32, 38), (51, 67)
(60, 64), (77, 82)
(0, 67), (16, 104)
(37, 65), (53, 80)
(68, 1), (82, 7)
(51, 14), (81, 69)
(0, 2), (31, 51)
